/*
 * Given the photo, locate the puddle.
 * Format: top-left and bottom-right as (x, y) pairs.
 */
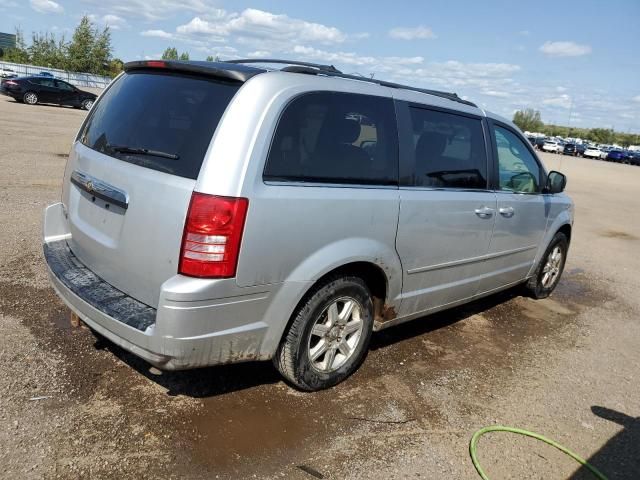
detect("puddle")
(190, 389), (327, 471)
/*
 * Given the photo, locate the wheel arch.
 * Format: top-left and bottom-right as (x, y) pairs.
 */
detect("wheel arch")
(259, 258), (398, 359)
(557, 223), (572, 244)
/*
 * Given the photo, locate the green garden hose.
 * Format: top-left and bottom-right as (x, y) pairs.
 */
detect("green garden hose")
(469, 425), (608, 480)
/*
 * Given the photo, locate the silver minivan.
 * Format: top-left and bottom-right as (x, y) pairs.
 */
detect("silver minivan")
(43, 59), (573, 391)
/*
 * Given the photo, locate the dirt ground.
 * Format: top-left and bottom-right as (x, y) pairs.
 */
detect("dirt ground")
(0, 95), (638, 480)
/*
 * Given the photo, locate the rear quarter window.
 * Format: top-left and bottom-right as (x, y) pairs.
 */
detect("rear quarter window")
(78, 71), (240, 179)
(264, 91), (398, 185)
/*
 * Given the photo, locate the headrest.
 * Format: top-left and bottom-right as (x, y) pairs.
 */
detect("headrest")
(336, 117), (362, 144)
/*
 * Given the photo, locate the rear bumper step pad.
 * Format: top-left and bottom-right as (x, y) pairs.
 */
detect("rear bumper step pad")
(44, 241), (156, 332)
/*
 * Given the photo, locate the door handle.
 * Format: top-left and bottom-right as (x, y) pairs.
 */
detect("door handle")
(499, 206), (515, 218)
(474, 206), (494, 219)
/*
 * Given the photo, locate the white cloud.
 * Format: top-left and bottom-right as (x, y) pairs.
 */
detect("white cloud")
(83, 0), (216, 21)
(481, 90), (511, 98)
(141, 29), (174, 39)
(88, 13), (127, 30)
(633, 95), (640, 103)
(543, 94), (572, 108)
(292, 45), (423, 70)
(388, 25), (436, 40)
(539, 41), (591, 57)
(519, 30), (530, 36)
(394, 61), (521, 90)
(247, 50), (271, 58)
(30, 0), (63, 13)
(175, 8), (349, 49)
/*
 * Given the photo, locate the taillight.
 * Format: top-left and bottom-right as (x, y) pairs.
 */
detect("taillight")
(145, 61), (166, 68)
(4, 80), (18, 86)
(178, 193), (249, 278)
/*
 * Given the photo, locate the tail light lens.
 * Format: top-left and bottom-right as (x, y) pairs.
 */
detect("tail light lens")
(178, 193), (249, 278)
(4, 80), (18, 87)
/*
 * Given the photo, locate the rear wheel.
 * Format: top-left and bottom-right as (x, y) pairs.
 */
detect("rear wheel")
(81, 99), (94, 110)
(525, 232), (568, 299)
(274, 276), (374, 391)
(23, 92), (38, 105)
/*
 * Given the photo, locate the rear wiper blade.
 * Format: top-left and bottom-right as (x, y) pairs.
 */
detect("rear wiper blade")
(107, 144), (179, 160)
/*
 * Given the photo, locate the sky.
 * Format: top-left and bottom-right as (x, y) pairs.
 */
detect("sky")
(1, 0), (639, 133)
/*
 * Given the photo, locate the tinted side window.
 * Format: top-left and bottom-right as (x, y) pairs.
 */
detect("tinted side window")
(264, 92), (398, 185)
(494, 125), (541, 193)
(31, 78), (55, 87)
(55, 80), (74, 91)
(79, 71), (239, 179)
(407, 107), (487, 189)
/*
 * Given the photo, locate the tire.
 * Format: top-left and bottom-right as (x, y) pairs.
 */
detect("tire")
(81, 99), (94, 110)
(23, 91), (38, 105)
(274, 276), (374, 391)
(524, 232), (568, 299)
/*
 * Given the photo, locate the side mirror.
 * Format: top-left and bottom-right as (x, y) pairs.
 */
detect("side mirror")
(546, 170), (567, 194)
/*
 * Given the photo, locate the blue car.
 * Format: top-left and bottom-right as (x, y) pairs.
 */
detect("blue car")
(606, 150), (626, 162)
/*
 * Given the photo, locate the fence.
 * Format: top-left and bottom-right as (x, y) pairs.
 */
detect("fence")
(0, 60), (111, 89)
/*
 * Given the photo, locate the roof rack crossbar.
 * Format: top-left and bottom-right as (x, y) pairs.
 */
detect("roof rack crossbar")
(226, 58), (341, 74)
(227, 58), (476, 107)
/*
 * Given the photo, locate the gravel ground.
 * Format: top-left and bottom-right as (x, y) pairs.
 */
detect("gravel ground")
(0, 95), (638, 479)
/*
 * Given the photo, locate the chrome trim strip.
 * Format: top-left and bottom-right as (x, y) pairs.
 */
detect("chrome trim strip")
(407, 244), (538, 275)
(70, 170), (129, 210)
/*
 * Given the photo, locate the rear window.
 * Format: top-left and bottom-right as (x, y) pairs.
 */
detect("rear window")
(79, 71), (240, 179)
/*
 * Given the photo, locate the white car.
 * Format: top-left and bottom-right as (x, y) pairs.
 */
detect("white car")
(542, 141), (562, 153)
(583, 147), (602, 159)
(0, 67), (17, 78)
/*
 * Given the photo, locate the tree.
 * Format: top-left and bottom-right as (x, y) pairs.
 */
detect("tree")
(29, 32), (67, 68)
(587, 128), (615, 144)
(205, 55), (214, 61)
(91, 26), (112, 75)
(513, 108), (544, 132)
(67, 15), (96, 72)
(108, 58), (124, 77)
(161, 47), (178, 60)
(179, 51), (189, 61)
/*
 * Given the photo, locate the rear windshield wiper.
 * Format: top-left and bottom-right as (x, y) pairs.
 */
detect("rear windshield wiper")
(107, 144), (180, 160)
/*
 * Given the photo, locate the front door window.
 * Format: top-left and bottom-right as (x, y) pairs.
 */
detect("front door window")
(494, 126), (541, 194)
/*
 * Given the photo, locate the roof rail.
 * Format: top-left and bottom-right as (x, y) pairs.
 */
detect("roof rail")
(227, 58), (477, 107)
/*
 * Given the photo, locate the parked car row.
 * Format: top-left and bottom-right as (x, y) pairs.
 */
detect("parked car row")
(526, 135), (640, 166)
(0, 68), (56, 79)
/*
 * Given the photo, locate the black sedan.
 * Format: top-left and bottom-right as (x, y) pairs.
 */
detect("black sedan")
(0, 76), (96, 110)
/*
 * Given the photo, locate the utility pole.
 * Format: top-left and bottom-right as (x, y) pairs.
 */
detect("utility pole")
(567, 96), (574, 139)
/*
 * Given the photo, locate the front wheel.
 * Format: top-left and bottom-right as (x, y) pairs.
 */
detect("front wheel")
(274, 276), (374, 391)
(81, 99), (94, 110)
(23, 91), (38, 105)
(525, 232), (568, 299)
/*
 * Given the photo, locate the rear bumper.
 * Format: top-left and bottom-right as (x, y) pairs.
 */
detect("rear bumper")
(43, 202), (275, 370)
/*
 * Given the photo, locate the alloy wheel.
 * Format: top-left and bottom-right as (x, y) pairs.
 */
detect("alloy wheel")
(307, 296), (365, 373)
(541, 246), (563, 288)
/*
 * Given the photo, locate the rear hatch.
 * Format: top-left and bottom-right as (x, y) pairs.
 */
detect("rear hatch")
(62, 64), (244, 308)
